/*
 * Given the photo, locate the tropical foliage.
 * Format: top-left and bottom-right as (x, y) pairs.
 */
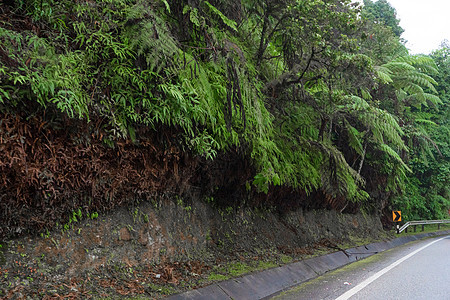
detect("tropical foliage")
(0, 0), (448, 235)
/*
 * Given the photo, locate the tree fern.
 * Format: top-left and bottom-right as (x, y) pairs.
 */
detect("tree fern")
(343, 95), (405, 149)
(379, 54), (441, 108)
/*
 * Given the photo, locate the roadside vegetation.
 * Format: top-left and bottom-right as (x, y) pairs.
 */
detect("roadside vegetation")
(1, 1), (449, 298)
(0, 0), (448, 239)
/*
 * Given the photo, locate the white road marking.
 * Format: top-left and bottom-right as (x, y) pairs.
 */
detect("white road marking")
(335, 236), (447, 300)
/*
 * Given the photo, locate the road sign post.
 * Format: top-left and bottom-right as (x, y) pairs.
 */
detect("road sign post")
(393, 211), (401, 234)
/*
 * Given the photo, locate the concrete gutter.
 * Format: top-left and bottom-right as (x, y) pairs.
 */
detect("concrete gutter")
(166, 230), (450, 300)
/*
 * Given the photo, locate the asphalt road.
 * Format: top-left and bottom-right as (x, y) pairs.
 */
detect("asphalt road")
(270, 235), (450, 300)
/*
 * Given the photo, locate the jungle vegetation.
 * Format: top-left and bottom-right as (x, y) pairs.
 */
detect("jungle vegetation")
(0, 0), (448, 237)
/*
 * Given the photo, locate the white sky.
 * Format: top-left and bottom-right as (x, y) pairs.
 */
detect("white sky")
(357, 0), (450, 54)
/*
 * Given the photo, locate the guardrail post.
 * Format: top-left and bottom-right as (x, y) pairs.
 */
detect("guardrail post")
(422, 224), (425, 231)
(405, 227), (408, 233)
(438, 224), (441, 230)
(413, 225), (416, 232)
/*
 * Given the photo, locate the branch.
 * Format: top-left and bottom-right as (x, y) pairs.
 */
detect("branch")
(422, 135), (444, 158)
(256, 12), (289, 66)
(357, 143), (367, 175)
(286, 48), (315, 85)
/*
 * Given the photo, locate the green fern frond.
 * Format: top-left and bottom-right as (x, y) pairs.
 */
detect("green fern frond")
(204, 1), (237, 31)
(404, 73), (437, 93)
(346, 95), (370, 110)
(343, 95), (405, 150)
(374, 65), (393, 83)
(360, 88), (372, 100)
(161, 0), (171, 13)
(392, 55), (414, 64)
(381, 55), (440, 110)
(380, 143), (412, 173)
(344, 119), (364, 155)
(415, 119), (437, 126)
(395, 90), (407, 101)
(423, 93), (442, 105)
(402, 82), (424, 96)
(125, 9), (180, 74)
(310, 141), (366, 200)
(410, 55), (439, 74)
(383, 61), (416, 73)
(373, 108), (405, 149)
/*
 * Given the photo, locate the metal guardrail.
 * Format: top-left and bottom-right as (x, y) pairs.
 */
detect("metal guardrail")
(397, 219), (450, 234)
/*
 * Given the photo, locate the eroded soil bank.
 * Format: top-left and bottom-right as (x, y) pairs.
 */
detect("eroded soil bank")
(0, 196), (385, 299)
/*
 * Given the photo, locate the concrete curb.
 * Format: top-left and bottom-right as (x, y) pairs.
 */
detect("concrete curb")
(166, 230), (450, 300)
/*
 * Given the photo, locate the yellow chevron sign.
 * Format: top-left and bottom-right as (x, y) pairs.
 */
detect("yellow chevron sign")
(392, 211), (401, 222)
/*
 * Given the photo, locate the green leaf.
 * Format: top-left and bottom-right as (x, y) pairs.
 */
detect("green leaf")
(161, 0), (171, 13)
(415, 119), (437, 126)
(204, 1), (237, 31)
(0, 88), (10, 103)
(380, 144), (412, 173)
(344, 119), (364, 155)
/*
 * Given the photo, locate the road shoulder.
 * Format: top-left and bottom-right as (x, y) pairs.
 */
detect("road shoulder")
(167, 229), (450, 300)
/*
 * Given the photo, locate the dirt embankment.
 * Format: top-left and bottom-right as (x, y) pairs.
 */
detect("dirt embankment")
(0, 196), (384, 299)
(0, 107), (386, 299)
